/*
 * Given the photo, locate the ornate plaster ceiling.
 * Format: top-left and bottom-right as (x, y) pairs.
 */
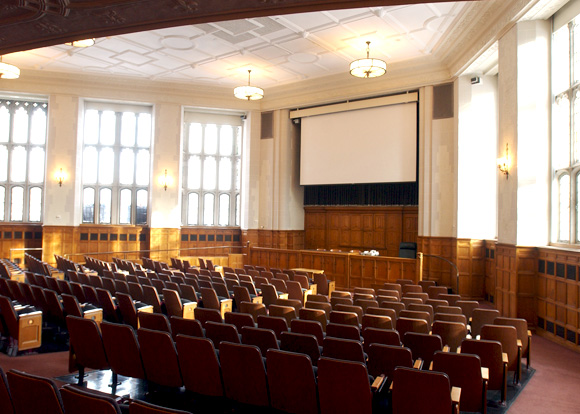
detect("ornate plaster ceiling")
(1, 2), (472, 89)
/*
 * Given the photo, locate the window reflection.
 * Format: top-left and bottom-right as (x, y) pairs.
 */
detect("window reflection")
(82, 188), (95, 223)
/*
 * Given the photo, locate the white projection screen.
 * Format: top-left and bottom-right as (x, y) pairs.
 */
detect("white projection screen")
(300, 102), (417, 185)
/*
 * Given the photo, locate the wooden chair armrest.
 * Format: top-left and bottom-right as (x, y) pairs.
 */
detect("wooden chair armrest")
(414, 359), (423, 370)
(428, 361), (433, 370)
(527, 330), (532, 338)
(443, 345), (450, 352)
(451, 386), (461, 404)
(481, 367), (489, 381)
(456, 346), (461, 353)
(517, 339), (522, 349)
(371, 374), (386, 393)
(502, 352), (509, 364)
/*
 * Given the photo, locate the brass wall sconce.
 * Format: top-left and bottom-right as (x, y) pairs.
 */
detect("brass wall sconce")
(497, 143), (511, 178)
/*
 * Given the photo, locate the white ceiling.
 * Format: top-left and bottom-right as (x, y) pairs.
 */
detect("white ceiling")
(4, 2), (469, 89)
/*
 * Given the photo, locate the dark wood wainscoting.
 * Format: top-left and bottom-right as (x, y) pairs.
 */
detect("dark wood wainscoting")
(304, 206), (418, 257)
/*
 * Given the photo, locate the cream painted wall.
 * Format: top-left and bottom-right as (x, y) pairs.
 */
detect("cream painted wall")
(241, 111), (261, 230)
(418, 85), (458, 238)
(515, 20), (551, 246)
(44, 94), (81, 226)
(150, 102), (182, 229)
(457, 75), (498, 240)
(498, 26), (519, 246)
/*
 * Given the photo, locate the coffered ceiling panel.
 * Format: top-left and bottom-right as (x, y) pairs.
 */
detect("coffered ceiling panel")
(1, 2), (472, 88)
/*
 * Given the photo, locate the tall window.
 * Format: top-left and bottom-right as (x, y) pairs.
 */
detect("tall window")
(0, 99), (47, 222)
(81, 102), (152, 225)
(182, 112), (243, 226)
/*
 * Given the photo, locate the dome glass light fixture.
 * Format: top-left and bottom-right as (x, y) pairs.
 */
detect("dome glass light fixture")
(66, 38), (96, 48)
(350, 41), (386, 78)
(0, 56), (20, 79)
(234, 69), (264, 100)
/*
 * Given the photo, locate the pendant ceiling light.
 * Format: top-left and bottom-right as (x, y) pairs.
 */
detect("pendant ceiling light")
(350, 41), (387, 78)
(0, 56), (20, 79)
(234, 69), (264, 100)
(66, 39), (96, 48)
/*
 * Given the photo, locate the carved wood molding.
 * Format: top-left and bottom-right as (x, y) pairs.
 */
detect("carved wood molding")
(0, 0), (483, 55)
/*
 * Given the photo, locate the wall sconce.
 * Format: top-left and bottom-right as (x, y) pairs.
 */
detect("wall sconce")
(497, 143), (511, 178)
(54, 168), (66, 187)
(158, 169), (173, 191)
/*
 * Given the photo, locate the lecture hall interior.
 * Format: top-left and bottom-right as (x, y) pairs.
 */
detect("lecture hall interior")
(1, 0), (580, 413)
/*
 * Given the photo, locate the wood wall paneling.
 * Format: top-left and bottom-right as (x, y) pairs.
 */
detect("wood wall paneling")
(305, 206), (418, 256)
(0, 224), (43, 266)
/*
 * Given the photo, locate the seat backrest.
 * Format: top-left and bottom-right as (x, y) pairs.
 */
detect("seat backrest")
(200, 287), (220, 310)
(399, 310), (432, 326)
(432, 351), (484, 413)
(169, 316), (204, 339)
(326, 322), (361, 341)
(461, 338), (505, 391)
(317, 357), (373, 414)
(260, 284), (279, 307)
(219, 341), (269, 407)
(257, 315), (288, 340)
(162, 289), (183, 318)
(481, 324), (519, 370)
(267, 349), (318, 414)
(60, 384), (121, 414)
(457, 300), (480, 320)
(367, 343), (413, 379)
(175, 335), (223, 397)
(431, 320), (467, 351)
(436, 305), (462, 315)
(362, 327), (401, 353)
(494, 316), (530, 356)
(439, 293), (461, 306)
(193, 307), (223, 328)
(403, 292), (429, 304)
(426, 285), (448, 299)
(291, 318), (325, 345)
(0, 367), (14, 414)
(293, 274), (310, 290)
(128, 282), (144, 302)
(329, 310), (360, 326)
(66, 315), (109, 372)
(330, 296), (353, 309)
(239, 301), (267, 322)
(100, 321), (146, 380)
(96, 288), (120, 323)
(129, 400), (190, 414)
(434, 312), (468, 325)
(402, 284), (422, 294)
(408, 303), (434, 319)
(205, 321), (240, 348)
(241, 326), (279, 357)
(380, 301), (405, 318)
(396, 316), (429, 338)
(298, 307), (328, 332)
(137, 328), (182, 388)
(361, 314), (393, 330)
(305, 294), (328, 303)
(0, 295), (19, 336)
(376, 289), (401, 301)
(402, 331), (443, 366)
(471, 308), (501, 338)
(7, 369), (65, 414)
(269, 304), (297, 325)
(426, 298), (450, 312)
(116, 292), (139, 329)
(138, 312), (171, 334)
(322, 336), (365, 363)
(280, 331), (321, 366)
(392, 367), (453, 414)
(313, 273), (330, 296)
(61, 293), (84, 318)
(304, 300), (332, 317)
(224, 312), (255, 332)
(286, 280), (304, 302)
(142, 285), (163, 313)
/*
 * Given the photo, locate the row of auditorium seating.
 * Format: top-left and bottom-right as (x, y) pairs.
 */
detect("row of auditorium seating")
(0, 366), (189, 414)
(65, 315), (462, 414)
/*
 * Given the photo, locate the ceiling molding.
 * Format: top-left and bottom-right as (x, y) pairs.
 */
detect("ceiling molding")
(0, 0), (483, 55)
